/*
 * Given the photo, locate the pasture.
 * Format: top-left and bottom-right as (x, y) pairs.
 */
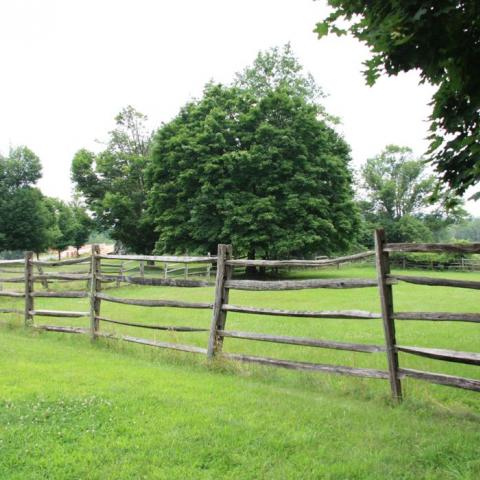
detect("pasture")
(0, 264), (479, 478)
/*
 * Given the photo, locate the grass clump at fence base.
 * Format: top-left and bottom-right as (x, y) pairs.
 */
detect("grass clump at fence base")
(1, 326), (480, 480)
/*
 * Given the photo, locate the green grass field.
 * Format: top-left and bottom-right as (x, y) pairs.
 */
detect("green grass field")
(1, 265), (479, 478)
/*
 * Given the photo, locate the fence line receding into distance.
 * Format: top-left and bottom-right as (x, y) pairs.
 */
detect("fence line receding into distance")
(0, 230), (479, 402)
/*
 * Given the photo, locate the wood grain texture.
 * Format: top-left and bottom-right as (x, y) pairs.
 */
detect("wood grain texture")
(96, 292), (212, 309)
(388, 274), (480, 290)
(397, 345), (480, 365)
(0, 277), (24, 283)
(222, 352), (389, 379)
(398, 368), (480, 392)
(34, 273), (90, 281)
(225, 251), (375, 267)
(222, 304), (381, 319)
(0, 291), (25, 297)
(394, 312), (480, 323)
(217, 330), (385, 353)
(225, 278), (378, 291)
(207, 244), (232, 358)
(97, 274), (208, 287)
(96, 316), (208, 332)
(24, 251), (34, 326)
(30, 309), (89, 318)
(375, 229), (403, 402)
(96, 254), (217, 264)
(90, 244), (102, 339)
(121, 335), (208, 354)
(32, 291), (88, 298)
(384, 242), (480, 253)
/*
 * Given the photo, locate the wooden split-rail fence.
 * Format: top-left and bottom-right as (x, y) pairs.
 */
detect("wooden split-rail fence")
(0, 229), (479, 402)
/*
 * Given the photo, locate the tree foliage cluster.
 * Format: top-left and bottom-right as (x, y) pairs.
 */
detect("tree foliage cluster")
(357, 145), (467, 246)
(73, 47), (360, 259)
(71, 45), (475, 259)
(316, 0), (480, 201)
(71, 106), (156, 254)
(0, 147), (92, 257)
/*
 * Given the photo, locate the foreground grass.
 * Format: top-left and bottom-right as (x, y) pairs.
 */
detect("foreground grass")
(1, 265), (479, 477)
(1, 327), (479, 479)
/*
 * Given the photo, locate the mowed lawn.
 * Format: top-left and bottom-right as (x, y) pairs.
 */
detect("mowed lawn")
(0, 265), (479, 478)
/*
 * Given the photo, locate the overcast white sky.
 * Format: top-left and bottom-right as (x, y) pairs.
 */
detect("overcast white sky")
(1, 0), (478, 215)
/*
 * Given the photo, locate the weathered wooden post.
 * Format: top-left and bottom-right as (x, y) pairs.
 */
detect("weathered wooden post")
(24, 251), (34, 326)
(206, 253), (212, 283)
(89, 244), (102, 340)
(139, 261), (145, 279)
(116, 261), (124, 287)
(164, 263), (168, 280)
(207, 244), (233, 358)
(374, 229), (402, 402)
(35, 265), (49, 290)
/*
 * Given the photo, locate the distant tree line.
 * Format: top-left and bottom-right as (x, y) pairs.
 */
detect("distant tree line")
(3, 44), (477, 260)
(0, 147), (92, 259)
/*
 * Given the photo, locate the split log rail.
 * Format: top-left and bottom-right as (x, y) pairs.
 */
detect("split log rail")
(0, 230), (479, 401)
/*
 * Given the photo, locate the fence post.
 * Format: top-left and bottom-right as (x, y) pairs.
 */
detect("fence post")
(116, 261), (124, 288)
(374, 229), (402, 402)
(207, 253), (211, 282)
(89, 244), (102, 340)
(24, 251), (34, 326)
(36, 265), (49, 290)
(139, 261), (145, 279)
(207, 244), (233, 358)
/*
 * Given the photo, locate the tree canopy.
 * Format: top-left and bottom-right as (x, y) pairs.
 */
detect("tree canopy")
(316, 1), (480, 200)
(147, 79), (359, 259)
(357, 145), (466, 244)
(234, 43), (323, 104)
(71, 106), (156, 254)
(0, 147), (54, 254)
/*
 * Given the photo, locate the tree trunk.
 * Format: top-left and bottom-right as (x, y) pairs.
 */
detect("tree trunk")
(245, 249), (257, 276)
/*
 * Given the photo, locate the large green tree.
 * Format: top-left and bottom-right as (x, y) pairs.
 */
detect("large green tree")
(316, 1), (480, 200)
(71, 106), (156, 254)
(147, 82), (359, 259)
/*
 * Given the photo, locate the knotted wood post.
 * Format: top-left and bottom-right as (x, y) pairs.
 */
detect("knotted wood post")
(24, 251), (34, 326)
(116, 261), (124, 288)
(374, 229), (402, 402)
(89, 244), (102, 340)
(207, 244), (233, 358)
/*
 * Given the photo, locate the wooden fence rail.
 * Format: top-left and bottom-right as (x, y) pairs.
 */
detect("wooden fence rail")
(1, 231), (479, 401)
